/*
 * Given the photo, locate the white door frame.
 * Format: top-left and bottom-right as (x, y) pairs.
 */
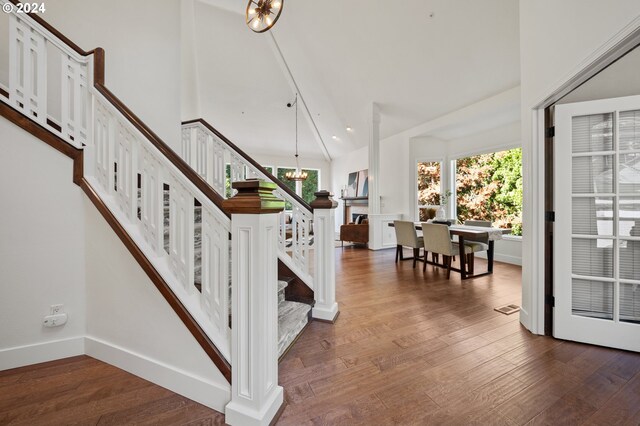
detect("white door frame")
(525, 16), (640, 335)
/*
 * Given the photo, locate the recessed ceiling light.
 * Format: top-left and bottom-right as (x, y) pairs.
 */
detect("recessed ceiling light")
(346, 126), (353, 132)
(332, 135), (339, 140)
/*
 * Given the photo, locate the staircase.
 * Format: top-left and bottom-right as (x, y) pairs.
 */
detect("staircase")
(0, 3), (337, 425)
(278, 278), (311, 358)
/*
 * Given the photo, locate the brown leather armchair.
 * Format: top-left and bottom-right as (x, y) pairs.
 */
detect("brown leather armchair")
(340, 219), (369, 246)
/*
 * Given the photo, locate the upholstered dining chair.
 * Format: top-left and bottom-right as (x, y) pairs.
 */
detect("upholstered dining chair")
(421, 223), (485, 279)
(462, 220), (491, 274)
(394, 220), (424, 268)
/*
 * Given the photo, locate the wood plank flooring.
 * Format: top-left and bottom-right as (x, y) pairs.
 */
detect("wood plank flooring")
(1, 247), (639, 425)
(0, 356), (225, 425)
(277, 247), (640, 425)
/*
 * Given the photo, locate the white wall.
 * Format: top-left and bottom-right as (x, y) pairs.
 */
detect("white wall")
(43, 0), (182, 150)
(519, 0), (640, 334)
(83, 199), (230, 409)
(0, 119), (86, 369)
(181, 0), (200, 121)
(557, 45), (640, 105)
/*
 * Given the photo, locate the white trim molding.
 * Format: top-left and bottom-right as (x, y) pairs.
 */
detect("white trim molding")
(85, 336), (230, 411)
(0, 337), (85, 371)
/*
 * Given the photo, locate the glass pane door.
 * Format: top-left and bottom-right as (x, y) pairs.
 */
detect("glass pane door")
(554, 95), (640, 352)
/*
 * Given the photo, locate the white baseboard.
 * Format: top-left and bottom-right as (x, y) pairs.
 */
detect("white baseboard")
(84, 336), (230, 411)
(475, 251), (522, 266)
(0, 336), (85, 370)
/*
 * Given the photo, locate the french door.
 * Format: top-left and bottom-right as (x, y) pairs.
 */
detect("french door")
(554, 95), (640, 352)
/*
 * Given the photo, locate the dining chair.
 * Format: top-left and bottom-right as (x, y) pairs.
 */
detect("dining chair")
(421, 223), (485, 279)
(394, 220), (424, 268)
(462, 220), (491, 274)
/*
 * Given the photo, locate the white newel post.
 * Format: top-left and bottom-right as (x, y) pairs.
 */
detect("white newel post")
(224, 180), (285, 426)
(311, 191), (340, 322)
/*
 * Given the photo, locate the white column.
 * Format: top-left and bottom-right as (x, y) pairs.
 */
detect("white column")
(224, 180), (284, 426)
(368, 102), (381, 215)
(311, 191), (339, 322)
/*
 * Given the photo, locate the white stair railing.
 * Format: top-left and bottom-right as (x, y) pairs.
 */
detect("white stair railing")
(182, 120), (314, 288)
(0, 2), (231, 363)
(2, 9), (88, 148)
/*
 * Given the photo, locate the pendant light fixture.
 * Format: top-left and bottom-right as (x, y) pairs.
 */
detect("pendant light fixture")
(285, 94), (308, 182)
(246, 0), (284, 33)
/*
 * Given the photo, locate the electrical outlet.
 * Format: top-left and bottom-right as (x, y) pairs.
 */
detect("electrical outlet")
(50, 304), (63, 315)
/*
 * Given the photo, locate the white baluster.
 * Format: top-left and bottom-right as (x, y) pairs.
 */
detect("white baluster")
(9, 15), (47, 127)
(201, 208), (230, 339)
(114, 123), (136, 219)
(139, 147), (163, 254)
(61, 54), (88, 146)
(169, 180), (195, 291)
(181, 126), (193, 168)
(211, 135), (227, 196)
(196, 126), (207, 177)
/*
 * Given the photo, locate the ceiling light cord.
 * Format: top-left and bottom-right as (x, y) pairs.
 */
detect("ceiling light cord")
(286, 94), (307, 181)
(295, 93), (299, 171)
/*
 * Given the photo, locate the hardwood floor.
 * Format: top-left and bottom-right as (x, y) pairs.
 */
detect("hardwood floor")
(277, 247), (640, 425)
(0, 356), (225, 425)
(2, 247), (639, 425)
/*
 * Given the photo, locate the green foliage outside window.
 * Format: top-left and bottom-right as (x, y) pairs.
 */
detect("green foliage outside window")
(276, 167), (296, 210)
(301, 169), (319, 204)
(417, 161), (441, 221)
(416, 149), (523, 235)
(456, 148), (523, 235)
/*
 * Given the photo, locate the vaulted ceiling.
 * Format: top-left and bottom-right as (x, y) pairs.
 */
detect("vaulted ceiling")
(183, 0), (520, 160)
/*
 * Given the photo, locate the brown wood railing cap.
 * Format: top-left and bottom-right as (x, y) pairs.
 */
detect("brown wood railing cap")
(310, 190), (338, 210)
(223, 179), (285, 214)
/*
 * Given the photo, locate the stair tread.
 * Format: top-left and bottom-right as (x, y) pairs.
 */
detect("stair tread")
(278, 301), (311, 356)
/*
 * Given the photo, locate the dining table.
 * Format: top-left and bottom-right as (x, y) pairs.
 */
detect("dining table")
(388, 222), (511, 279)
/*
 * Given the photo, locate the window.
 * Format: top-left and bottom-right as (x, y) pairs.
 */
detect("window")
(455, 148), (522, 235)
(417, 161), (442, 221)
(275, 167), (320, 207)
(276, 167), (297, 193)
(301, 169), (319, 204)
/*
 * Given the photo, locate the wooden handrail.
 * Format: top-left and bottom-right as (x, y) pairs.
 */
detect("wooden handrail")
(182, 118), (314, 213)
